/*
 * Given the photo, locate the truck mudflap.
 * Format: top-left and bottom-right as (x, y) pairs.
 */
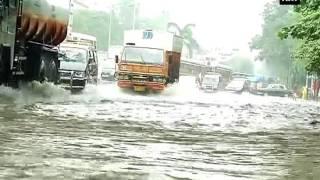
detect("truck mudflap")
(118, 80), (166, 91)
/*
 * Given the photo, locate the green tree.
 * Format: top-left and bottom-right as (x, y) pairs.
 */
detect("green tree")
(167, 23), (199, 58)
(72, 9), (124, 50)
(278, 0), (320, 76)
(249, 1), (305, 87)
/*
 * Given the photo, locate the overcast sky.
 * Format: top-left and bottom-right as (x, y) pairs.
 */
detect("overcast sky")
(77, 0), (274, 55)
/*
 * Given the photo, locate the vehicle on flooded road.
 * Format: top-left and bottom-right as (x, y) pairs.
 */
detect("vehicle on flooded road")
(100, 60), (116, 82)
(0, 0), (71, 87)
(257, 83), (292, 97)
(58, 43), (98, 91)
(115, 30), (183, 93)
(225, 78), (250, 93)
(200, 73), (222, 92)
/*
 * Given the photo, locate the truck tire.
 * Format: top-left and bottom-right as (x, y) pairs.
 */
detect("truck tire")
(38, 59), (46, 83)
(0, 45), (11, 84)
(45, 58), (58, 83)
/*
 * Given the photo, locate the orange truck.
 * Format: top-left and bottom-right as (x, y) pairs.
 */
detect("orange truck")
(115, 30), (183, 92)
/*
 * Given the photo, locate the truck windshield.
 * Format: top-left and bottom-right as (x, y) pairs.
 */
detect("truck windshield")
(122, 47), (164, 65)
(60, 47), (87, 63)
(203, 77), (218, 83)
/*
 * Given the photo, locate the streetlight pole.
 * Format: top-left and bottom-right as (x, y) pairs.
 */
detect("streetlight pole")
(132, 3), (137, 30)
(108, 7), (113, 50)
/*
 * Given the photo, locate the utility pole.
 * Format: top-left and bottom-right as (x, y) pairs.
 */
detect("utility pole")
(108, 7), (113, 49)
(132, 3), (137, 30)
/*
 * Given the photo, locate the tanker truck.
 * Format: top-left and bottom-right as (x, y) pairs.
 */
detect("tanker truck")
(0, 0), (70, 86)
(115, 30), (183, 92)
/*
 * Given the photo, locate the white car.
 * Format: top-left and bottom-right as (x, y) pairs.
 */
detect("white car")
(100, 59), (116, 81)
(200, 74), (221, 91)
(225, 78), (249, 93)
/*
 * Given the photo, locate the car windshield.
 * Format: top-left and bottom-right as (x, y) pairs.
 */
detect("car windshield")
(60, 47), (87, 63)
(122, 47), (164, 65)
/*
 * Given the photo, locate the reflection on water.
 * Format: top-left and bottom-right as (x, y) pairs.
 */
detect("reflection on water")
(0, 77), (319, 180)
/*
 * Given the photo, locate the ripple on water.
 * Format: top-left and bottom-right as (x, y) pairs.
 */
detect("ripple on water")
(0, 78), (319, 179)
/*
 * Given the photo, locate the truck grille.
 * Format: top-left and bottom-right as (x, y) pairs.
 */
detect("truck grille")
(132, 75), (148, 83)
(60, 71), (72, 77)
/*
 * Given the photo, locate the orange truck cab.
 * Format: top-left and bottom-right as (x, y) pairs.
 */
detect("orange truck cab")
(115, 30), (183, 92)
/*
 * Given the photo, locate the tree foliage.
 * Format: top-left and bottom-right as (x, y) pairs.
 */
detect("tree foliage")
(72, 0), (170, 50)
(167, 23), (199, 58)
(249, 1), (305, 87)
(278, 0), (320, 76)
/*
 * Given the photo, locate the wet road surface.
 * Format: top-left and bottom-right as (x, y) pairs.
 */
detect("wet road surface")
(0, 77), (319, 180)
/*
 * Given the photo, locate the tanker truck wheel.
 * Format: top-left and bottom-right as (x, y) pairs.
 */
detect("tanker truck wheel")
(0, 45), (10, 84)
(38, 59), (46, 83)
(45, 59), (58, 83)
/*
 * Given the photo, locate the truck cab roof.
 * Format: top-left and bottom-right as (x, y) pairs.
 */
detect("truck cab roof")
(60, 43), (95, 51)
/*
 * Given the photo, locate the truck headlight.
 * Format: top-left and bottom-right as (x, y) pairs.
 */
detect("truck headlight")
(118, 74), (129, 80)
(153, 77), (164, 83)
(123, 75), (129, 80)
(73, 71), (85, 78)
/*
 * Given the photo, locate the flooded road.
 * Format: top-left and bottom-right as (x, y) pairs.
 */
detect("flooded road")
(0, 76), (319, 180)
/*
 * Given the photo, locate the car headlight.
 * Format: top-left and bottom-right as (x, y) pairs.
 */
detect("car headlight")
(73, 71), (85, 78)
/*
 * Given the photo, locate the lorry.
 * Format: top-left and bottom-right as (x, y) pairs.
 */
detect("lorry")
(58, 32), (99, 90)
(0, 0), (71, 86)
(115, 30), (183, 92)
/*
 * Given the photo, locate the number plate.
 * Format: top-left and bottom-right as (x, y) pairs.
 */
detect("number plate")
(134, 86), (146, 92)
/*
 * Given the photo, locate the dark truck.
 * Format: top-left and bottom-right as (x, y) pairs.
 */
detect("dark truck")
(0, 0), (70, 86)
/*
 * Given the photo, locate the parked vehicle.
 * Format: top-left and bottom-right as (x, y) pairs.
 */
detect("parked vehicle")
(0, 0), (71, 87)
(58, 34), (99, 90)
(257, 84), (292, 97)
(115, 30), (183, 92)
(225, 78), (250, 93)
(200, 74), (222, 92)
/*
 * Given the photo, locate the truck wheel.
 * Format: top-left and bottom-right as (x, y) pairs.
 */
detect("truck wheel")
(45, 59), (58, 83)
(38, 59), (46, 83)
(0, 45), (10, 84)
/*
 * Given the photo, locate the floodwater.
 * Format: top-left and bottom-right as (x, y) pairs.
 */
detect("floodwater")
(0, 76), (319, 180)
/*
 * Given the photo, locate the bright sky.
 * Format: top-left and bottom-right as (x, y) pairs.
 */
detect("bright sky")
(78, 0), (274, 55)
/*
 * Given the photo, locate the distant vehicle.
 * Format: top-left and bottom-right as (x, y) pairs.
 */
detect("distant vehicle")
(257, 84), (292, 97)
(200, 74), (222, 92)
(100, 60), (115, 81)
(58, 35), (99, 90)
(225, 78), (250, 93)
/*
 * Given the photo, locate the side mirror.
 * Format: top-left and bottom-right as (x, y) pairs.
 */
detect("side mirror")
(115, 55), (119, 64)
